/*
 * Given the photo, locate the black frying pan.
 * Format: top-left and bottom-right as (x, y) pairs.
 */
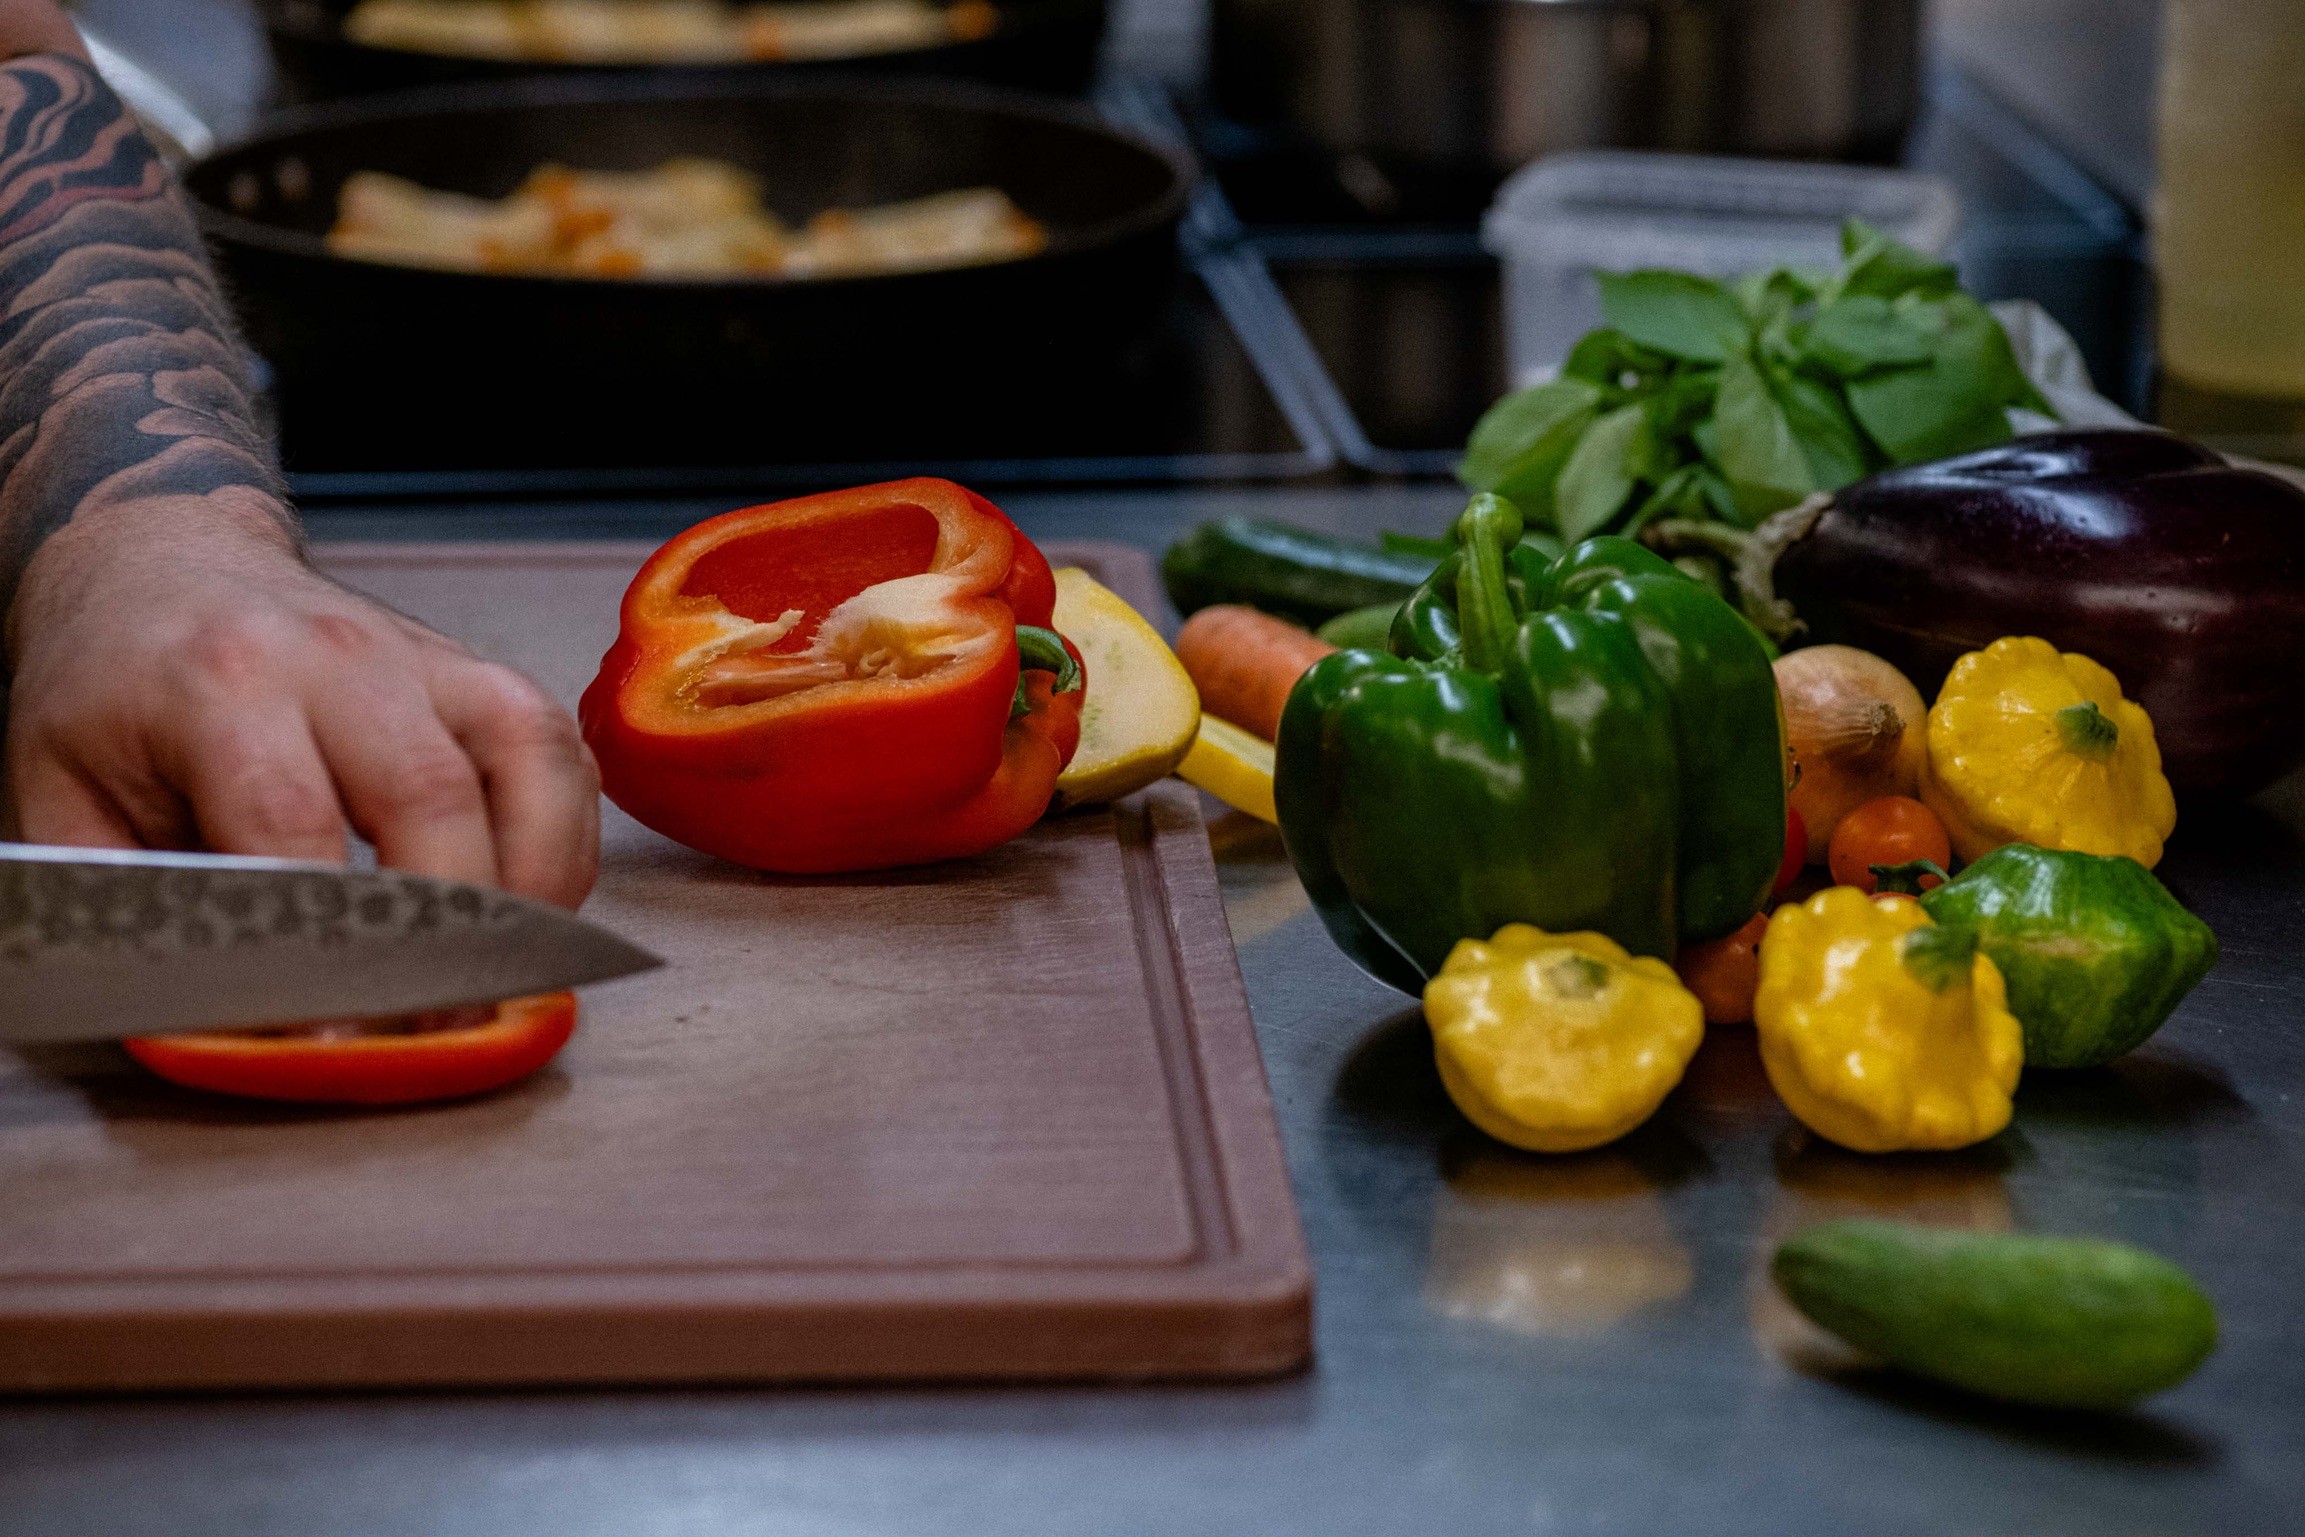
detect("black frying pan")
(183, 75), (1192, 474)
(260, 0), (1106, 100)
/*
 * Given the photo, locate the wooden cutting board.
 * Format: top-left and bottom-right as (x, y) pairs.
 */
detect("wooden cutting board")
(0, 540), (1310, 1391)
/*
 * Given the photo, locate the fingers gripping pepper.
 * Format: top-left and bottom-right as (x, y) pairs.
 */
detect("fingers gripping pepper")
(581, 478), (1083, 873)
(1424, 925), (1705, 1152)
(1754, 888), (2023, 1153)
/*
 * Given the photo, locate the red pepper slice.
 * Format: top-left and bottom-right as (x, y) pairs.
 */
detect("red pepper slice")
(123, 992), (577, 1105)
(579, 478), (1084, 872)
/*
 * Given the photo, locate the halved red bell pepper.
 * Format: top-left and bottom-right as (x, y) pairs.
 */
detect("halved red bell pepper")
(579, 478), (1085, 872)
(124, 992), (577, 1104)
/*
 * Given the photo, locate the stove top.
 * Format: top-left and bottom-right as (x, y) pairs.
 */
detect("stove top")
(278, 245), (1336, 502)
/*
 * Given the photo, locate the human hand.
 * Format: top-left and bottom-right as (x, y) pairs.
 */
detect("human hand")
(0, 0), (87, 61)
(3, 495), (601, 907)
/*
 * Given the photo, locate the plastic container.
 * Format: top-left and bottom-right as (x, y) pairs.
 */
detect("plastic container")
(1483, 151), (1960, 384)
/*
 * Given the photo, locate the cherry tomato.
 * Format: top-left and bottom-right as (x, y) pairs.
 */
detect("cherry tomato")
(1827, 796), (1952, 894)
(1775, 805), (1808, 895)
(125, 992), (577, 1105)
(1677, 912), (1770, 1025)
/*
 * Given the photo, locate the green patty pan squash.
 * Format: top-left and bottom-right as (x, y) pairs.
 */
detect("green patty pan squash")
(1275, 493), (1786, 993)
(1920, 843), (2217, 1070)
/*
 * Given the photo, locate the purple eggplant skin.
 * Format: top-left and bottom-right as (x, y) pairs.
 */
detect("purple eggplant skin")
(1776, 429), (2305, 797)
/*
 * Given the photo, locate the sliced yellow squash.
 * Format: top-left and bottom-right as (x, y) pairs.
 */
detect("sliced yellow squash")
(1050, 567), (1202, 810)
(1178, 713), (1277, 824)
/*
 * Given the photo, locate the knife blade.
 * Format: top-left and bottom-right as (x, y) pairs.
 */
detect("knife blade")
(0, 843), (660, 1046)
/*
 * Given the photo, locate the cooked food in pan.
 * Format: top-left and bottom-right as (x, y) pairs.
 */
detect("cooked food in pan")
(342, 0), (998, 63)
(326, 158), (1049, 278)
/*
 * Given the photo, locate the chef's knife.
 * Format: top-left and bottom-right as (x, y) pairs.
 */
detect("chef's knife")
(0, 843), (659, 1045)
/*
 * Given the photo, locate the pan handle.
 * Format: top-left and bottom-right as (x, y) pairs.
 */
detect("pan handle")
(74, 19), (216, 165)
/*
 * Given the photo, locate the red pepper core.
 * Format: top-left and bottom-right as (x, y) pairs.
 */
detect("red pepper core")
(580, 478), (1083, 872)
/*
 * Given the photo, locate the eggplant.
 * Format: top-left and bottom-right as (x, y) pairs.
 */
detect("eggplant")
(1744, 431), (2305, 797)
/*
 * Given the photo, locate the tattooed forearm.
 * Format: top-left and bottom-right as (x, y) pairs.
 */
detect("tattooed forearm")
(0, 53), (289, 623)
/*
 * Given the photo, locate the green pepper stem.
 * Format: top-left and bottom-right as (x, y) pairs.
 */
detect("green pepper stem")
(1012, 625), (1082, 718)
(2057, 700), (2119, 758)
(1452, 493), (1525, 673)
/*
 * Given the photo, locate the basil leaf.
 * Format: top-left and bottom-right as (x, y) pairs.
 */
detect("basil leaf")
(1770, 362), (1874, 490)
(1597, 271), (1751, 363)
(1714, 352), (1815, 522)
(1802, 294), (1937, 376)
(1695, 465), (1740, 523)
(1735, 268), (1821, 348)
(1691, 415), (1722, 471)
(1459, 377), (1604, 517)
(1846, 293), (2028, 464)
(1553, 402), (1646, 541)
(1643, 366), (1719, 445)
(1561, 327), (1670, 388)
(1837, 218), (1959, 301)
(1621, 463), (1703, 538)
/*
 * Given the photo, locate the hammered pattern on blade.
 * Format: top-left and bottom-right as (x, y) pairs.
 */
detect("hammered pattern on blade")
(0, 862), (522, 961)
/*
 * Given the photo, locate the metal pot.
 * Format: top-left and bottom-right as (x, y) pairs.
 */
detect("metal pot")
(179, 75), (1192, 473)
(259, 0), (1109, 100)
(1214, 0), (1920, 200)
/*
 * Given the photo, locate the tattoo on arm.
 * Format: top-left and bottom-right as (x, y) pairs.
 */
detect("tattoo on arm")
(0, 53), (290, 623)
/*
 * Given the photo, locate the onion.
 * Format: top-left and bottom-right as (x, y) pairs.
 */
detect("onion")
(1774, 645), (1927, 862)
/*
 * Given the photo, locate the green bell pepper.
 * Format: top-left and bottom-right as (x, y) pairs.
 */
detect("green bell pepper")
(1274, 493), (1787, 993)
(1916, 843), (2218, 1069)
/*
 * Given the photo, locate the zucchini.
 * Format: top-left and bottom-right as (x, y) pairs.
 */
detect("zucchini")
(1773, 1219), (2218, 1409)
(1314, 602), (1402, 651)
(1162, 519), (1436, 629)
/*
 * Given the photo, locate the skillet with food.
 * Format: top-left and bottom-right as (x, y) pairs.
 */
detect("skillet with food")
(183, 75), (1191, 472)
(260, 0), (1106, 99)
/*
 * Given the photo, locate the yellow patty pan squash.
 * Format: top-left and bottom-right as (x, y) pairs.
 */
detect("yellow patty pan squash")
(1921, 636), (2176, 868)
(1754, 888), (2023, 1153)
(1423, 926), (1704, 1153)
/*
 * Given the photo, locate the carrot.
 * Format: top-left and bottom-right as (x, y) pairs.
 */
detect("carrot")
(1174, 604), (1337, 741)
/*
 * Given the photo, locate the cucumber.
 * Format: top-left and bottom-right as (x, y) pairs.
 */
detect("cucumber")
(1773, 1219), (2217, 1409)
(1161, 519), (1436, 629)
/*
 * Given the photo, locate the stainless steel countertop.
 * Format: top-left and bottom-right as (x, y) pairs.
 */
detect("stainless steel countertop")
(2, 487), (2300, 1535)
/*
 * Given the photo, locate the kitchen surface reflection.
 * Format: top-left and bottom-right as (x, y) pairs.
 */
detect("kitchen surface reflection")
(1753, 1135), (2018, 1372)
(1425, 1138), (1695, 1340)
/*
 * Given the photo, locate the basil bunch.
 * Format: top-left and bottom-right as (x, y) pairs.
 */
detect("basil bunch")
(1461, 221), (2054, 541)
